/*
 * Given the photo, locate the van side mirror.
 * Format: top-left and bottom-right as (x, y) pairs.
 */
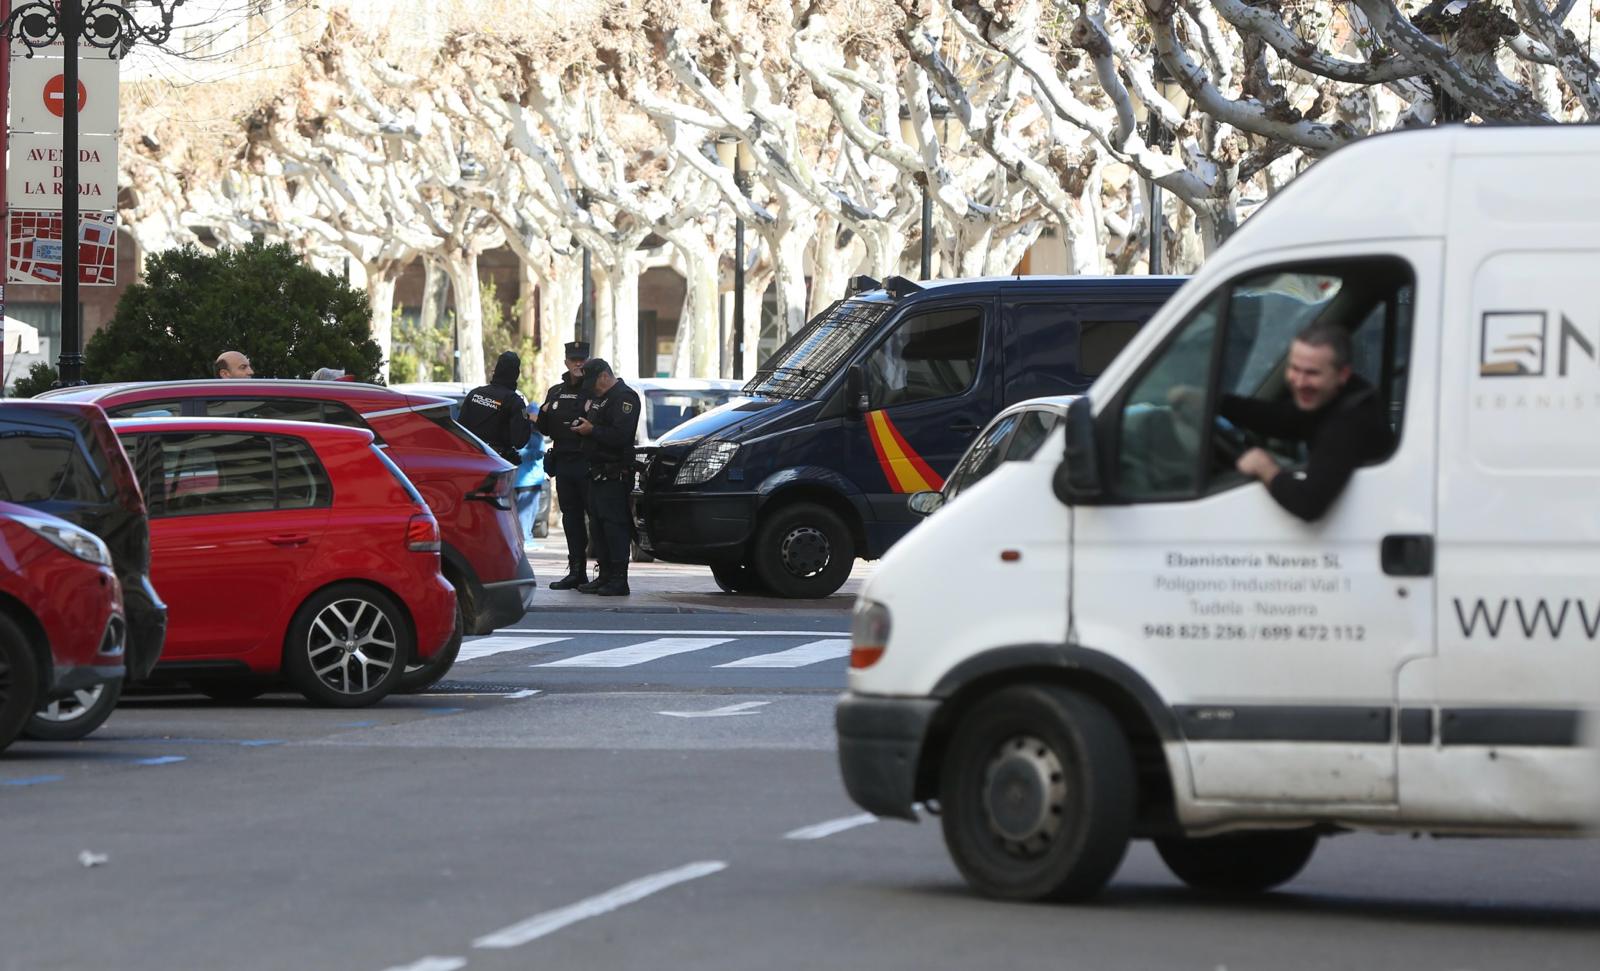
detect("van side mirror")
(845, 364), (870, 417)
(907, 490), (944, 517)
(1053, 396), (1103, 504)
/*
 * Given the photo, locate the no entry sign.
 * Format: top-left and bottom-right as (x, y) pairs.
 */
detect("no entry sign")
(8, 56), (120, 134)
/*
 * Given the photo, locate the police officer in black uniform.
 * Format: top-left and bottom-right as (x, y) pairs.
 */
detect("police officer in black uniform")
(572, 358), (641, 596)
(458, 350), (532, 464)
(535, 341), (593, 589)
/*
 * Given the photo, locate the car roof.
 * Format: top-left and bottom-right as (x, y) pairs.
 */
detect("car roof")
(848, 274), (1188, 305)
(632, 378), (744, 392)
(108, 415), (376, 445)
(995, 395), (1079, 419)
(0, 398), (109, 424)
(39, 378), (408, 407)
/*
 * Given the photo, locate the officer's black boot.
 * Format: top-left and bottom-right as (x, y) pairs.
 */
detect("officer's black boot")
(595, 563), (630, 597)
(549, 564), (589, 590)
(576, 569), (610, 594)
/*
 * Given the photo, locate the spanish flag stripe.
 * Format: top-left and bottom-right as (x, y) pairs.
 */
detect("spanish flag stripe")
(866, 410), (941, 494)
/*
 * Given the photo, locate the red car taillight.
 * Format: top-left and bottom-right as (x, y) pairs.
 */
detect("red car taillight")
(406, 512), (442, 552)
(466, 470), (513, 510)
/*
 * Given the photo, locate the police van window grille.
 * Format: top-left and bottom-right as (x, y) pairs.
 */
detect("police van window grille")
(743, 300), (891, 400)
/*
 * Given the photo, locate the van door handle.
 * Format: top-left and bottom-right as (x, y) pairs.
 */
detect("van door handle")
(1381, 534), (1433, 577)
(267, 534), (310, 548)
(949, 422), (979, 436)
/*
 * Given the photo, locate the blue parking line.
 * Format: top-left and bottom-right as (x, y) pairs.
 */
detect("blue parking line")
(334, 721), (376, 728)
(424, 707), (465, 715)
(2, 775), (64, 787)
(113, 737), (284, 747)
(132, 756), (187, 766)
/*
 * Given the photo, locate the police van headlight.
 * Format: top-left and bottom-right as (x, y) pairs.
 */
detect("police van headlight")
(15, 513), (114, 567)
(674, 441), (740, 485)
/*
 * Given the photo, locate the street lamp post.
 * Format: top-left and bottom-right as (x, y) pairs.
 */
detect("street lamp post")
(714, 135), (755, 380)
(3, 1), (185, 387)
(898, 96), (952, 281)
(577, 190), (593, 346)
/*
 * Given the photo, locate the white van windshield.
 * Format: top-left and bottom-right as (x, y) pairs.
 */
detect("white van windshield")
(743, 299), (892, 400)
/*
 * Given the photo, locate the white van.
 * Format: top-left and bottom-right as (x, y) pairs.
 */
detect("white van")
(836, 126), (1600, 902)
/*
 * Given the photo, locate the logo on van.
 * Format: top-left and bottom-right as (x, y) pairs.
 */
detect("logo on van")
(1479, 311), (1597, 378)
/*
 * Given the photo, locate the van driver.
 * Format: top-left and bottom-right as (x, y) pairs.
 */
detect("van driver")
(1182, 322), (1393, 522)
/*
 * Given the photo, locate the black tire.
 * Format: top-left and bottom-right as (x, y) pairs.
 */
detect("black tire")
(282, 583), (411, 708)
(939, 685), (1135, 902)
(750, 502), (855, 599)
(0, 615), (41, 753)
(396, 604), (463, 694)
(631, 540), (655, 563)
(23, 678), (122, 741)
(1155, 830), (1319, 894)
(710, 561), (766, 594)
(193, 681), (270, 704)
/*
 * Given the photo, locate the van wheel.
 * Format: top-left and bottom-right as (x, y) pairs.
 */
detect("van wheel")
(939, 685), (1134, 902)
(710, 562), (765, 595)
(283, 584), (410, 708)
(751, 503), (855, 599)
(1155, 830), (1319, 893)
(396, 604), (463, 694)
(24, 679), (122, 741)
(0, 615), (41, 753)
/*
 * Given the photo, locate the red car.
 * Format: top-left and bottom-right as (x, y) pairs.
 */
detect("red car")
(110, 417), (458, 707)
(0, 502), (127, 753)
(41, 380), (536, 690)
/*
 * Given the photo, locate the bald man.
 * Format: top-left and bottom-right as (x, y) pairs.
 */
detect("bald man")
(214, 351), (254, 378)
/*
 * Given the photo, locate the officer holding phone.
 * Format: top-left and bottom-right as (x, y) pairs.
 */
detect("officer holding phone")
(571, 358), (641, 596)
(536, 341), (593, 589)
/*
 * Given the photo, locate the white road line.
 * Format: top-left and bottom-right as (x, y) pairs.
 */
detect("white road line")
(380, 957), (467, 971)
(535, 637), (733, 668)
(458, 635), (569, 662)
(783, 813), (879, 840)
(715, 638), (852, 669)
(504, 689), (541, 699)
(472, 860), (728, 950)
(657, 701), (770, 718)
(506, 628), (848, 637)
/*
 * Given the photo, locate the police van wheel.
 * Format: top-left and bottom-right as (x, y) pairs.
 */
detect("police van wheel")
(751, 503), (855, 599)
(711, 562), (764, 595)
(938, 685), (1134, 902)
(1154, 829), (1319, 894)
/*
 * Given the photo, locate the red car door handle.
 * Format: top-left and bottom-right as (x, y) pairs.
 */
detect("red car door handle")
(267, 534), (310, 547)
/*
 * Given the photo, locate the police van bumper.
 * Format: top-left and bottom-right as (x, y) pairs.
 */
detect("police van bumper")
(835, 692), (939, 821)
(633, 489), (760, 564)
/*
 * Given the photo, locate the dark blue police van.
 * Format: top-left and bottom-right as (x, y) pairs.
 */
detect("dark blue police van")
(633, 274), (1185, 598)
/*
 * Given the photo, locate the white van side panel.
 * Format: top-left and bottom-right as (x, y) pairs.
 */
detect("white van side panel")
(1405, 152), (1600, 829)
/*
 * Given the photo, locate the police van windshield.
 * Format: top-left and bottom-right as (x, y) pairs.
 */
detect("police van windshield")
(742, 299), (892, 400)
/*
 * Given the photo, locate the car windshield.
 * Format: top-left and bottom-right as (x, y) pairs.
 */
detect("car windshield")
(742, 299), (892, 400)
(644, 390), (738, 440)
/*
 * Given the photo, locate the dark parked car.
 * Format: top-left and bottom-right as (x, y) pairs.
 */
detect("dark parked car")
(39, 380), (535, 691)
(0, 401), (163, 740)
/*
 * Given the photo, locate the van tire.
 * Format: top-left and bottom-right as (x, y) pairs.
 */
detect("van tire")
(1154, 830), (1319, 893)
(710, 562), (765, 595)
(938, 685), (1134, 902)
(750, 503), (855, 599)
(283, 584), (410, 708)
(0, 614), (41, 753)
(24, 679), (122, 741)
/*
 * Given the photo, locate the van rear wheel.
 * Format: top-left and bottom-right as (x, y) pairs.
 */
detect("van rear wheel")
(939, 685), (1135, 902)
(710, 561), (765, 595)
(751, 503), (855, 599)
(1155, 830), (1319, 893)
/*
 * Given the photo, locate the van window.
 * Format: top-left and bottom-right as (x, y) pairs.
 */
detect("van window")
(1079, 320), (1145, 376)
(745, 299), (892, 400)
(127, 432), (329, 517)
(865, 307), (982, 409)
(1111, 259), (1414, 502)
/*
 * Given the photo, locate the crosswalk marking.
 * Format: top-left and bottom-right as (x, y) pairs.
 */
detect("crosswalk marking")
(458, 635), (569, 662)
(715, 638), (852, 669)
(535, 637), (734, 668)
(506, 628), (848, 637)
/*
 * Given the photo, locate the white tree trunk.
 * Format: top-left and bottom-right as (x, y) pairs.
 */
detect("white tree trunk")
(672, 237), (720, 378)
(740, 276), (769, 379)
(770, 228), (810, 345)
(366, 268), (399, 380)
(420, 258), (447, 337)
(608, 255), (642, 381)
(517, 260), (538, 340)
(593, 268), (616, 368)
(809, 218), (857, 317)
(443, 252), (487, 386)
(535, 258), (582, 390)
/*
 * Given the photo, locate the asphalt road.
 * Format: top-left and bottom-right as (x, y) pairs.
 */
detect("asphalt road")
(3, 583), (1597, 971)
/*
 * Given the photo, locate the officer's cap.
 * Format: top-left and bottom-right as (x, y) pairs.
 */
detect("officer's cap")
(564, 341), (591, 361)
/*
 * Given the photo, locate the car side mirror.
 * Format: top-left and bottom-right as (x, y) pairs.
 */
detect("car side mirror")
(1053, 396), (1103, 505)
(907, 490), (944, 517)
(845, 364), (870, 418)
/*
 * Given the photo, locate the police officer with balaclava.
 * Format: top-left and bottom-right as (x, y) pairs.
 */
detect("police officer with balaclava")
(536, 341), (593, 589)
(571, 358), (641, 596)
(458, 350), (532, 464)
